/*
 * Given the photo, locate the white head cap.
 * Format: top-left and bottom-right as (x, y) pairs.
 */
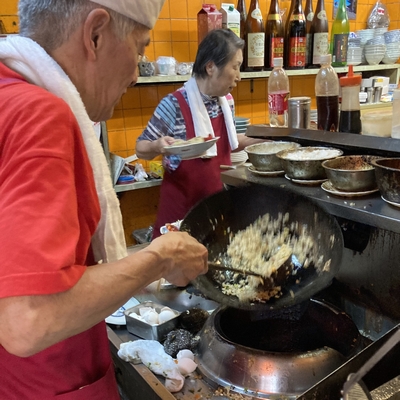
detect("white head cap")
(89, 0), (166, 29)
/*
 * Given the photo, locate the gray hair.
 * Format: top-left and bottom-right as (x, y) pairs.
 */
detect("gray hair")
(18, 0), (138, 52)
(192, 29), (245, 79)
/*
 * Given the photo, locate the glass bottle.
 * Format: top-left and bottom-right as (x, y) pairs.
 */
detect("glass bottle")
(304, 0), (314, 67)
(310, 0), (329, 66)
(265, 0), (285, 69)
(315, 54), (339, 132)
(237, 0), (247, 39)
(330, 0), (350, 67)
(244, 0), (265, 71)
(338, 65), (362, 134)
(268, 57), (290, 127)
(285, 0), (307, 69)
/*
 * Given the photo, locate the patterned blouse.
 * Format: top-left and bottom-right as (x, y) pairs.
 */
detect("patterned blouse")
(138, 86), (235, 171)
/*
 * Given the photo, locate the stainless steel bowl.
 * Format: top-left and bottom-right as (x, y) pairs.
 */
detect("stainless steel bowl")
(244, 141), (301, 171)
(276, 146), (343, 180)
(322, 155), (377, 192)
(371, 157), (400, 204)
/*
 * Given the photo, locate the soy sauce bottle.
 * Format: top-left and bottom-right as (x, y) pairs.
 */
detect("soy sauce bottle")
(244, 0), (265, 71)
(310, 0), (329, 67)
(339, 65), (362, 134)
(265, 0), (285, 69)
(285, 0), (306, 69)
(304, 0), (314, 67)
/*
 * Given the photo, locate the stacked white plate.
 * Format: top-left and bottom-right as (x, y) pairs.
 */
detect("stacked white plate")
(231, 150), (248, 166)
(310, 109), (318, 124)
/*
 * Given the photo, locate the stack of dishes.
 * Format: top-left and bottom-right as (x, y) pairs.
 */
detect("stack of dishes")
(382, 30), (400, 64)
(231, 116), (251, 166)
(235, 116), (251, 134)
(356, 28), (378, 64)
(364, 35), (386, 65)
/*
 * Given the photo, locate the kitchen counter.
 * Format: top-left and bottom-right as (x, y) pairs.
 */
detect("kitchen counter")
(108, 276), (221, 400)
(220, 165), (400, 235)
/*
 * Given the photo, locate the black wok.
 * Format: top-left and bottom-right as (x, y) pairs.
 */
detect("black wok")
(180, 184), (344, 311)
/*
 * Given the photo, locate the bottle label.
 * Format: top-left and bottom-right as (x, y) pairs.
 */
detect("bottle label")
(290, 14), (305, 21)
(268, 92), (289, 115)
(288, 37), (306, 67)
(306, 12), (314, 22)
(312, 32), (329, 64)
(377, 6), (385, 15)
(332, 33), (349, 64)
(247, 32), (265, 67)
(251, 8), (263, 20)
(269, 37), (284, 66)
(227, 22), (240, 37)
(317, 10), (327, 20)
(267, 13), (280, 21)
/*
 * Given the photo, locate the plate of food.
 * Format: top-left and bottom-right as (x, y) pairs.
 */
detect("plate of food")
(164, 136), (219, 159)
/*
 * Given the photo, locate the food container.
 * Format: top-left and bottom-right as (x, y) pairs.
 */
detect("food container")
(244, 141), (301, 172)
(322, 155), (377, 192)
(276, 146), (343, 180)
(124, 301), (180, 341)
(370, 158), (400, 205)
(361, 109), (392, 137)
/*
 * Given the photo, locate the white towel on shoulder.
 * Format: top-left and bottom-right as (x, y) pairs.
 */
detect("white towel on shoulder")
(184, 77), (238, 157)
(0, 35), (127, 263)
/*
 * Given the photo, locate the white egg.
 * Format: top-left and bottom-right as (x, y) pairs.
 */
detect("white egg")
(143, 309), (159, 325)
(176, 349), (194, 361)
(139, 306), (153, 317)
(177, 357), (197, 376)
(129, 312), (143, 321)
(158, 309), (176, 324)
(160, 306), (172, 312)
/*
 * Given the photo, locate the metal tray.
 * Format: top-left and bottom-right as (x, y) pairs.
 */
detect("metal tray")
(124, 301), (180, 341)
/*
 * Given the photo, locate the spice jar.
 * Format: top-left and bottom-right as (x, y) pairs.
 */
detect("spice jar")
(288, 97), (311, 129)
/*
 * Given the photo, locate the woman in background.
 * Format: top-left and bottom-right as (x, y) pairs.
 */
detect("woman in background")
(136, 29), (265, 238)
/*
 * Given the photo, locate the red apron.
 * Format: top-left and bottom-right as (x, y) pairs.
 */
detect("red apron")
(152, 90), (232, 239)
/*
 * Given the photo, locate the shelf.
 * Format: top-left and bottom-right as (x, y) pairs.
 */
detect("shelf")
(114, 179), (162, 193)
(136, 64), (400, 85)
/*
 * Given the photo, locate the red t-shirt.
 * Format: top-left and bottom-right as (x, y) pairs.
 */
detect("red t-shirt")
(0, 63), (119, 399)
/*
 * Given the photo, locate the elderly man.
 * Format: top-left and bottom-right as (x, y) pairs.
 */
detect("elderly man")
(0, 1), (208, 398)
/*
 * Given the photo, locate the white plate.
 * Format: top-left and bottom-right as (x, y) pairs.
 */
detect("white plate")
(248, 166), (285, 176)
(381, 196), (400, 208)
(285, 174), (327, 186)
(105, 297), (140, 325)
(164, 137), (219, 159)
(321, 181), (379, 198)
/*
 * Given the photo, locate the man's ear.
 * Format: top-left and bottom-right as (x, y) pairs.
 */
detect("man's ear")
(82, 8), (112, 60)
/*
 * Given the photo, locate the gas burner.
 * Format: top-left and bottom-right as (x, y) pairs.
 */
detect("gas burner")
(197, 299), (363, 399)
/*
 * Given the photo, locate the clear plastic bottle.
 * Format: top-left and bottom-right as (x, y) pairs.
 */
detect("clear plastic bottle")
(268, 57), (290, 127)
(315, 54), (339, 132)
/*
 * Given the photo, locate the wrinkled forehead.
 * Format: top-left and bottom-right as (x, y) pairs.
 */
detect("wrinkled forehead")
(89, 0), (166, 29)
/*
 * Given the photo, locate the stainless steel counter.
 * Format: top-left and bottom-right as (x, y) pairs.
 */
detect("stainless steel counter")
(221, 166), (400, 235)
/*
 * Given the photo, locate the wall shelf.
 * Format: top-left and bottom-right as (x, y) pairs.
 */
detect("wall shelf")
(136, 64), (400, 85)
